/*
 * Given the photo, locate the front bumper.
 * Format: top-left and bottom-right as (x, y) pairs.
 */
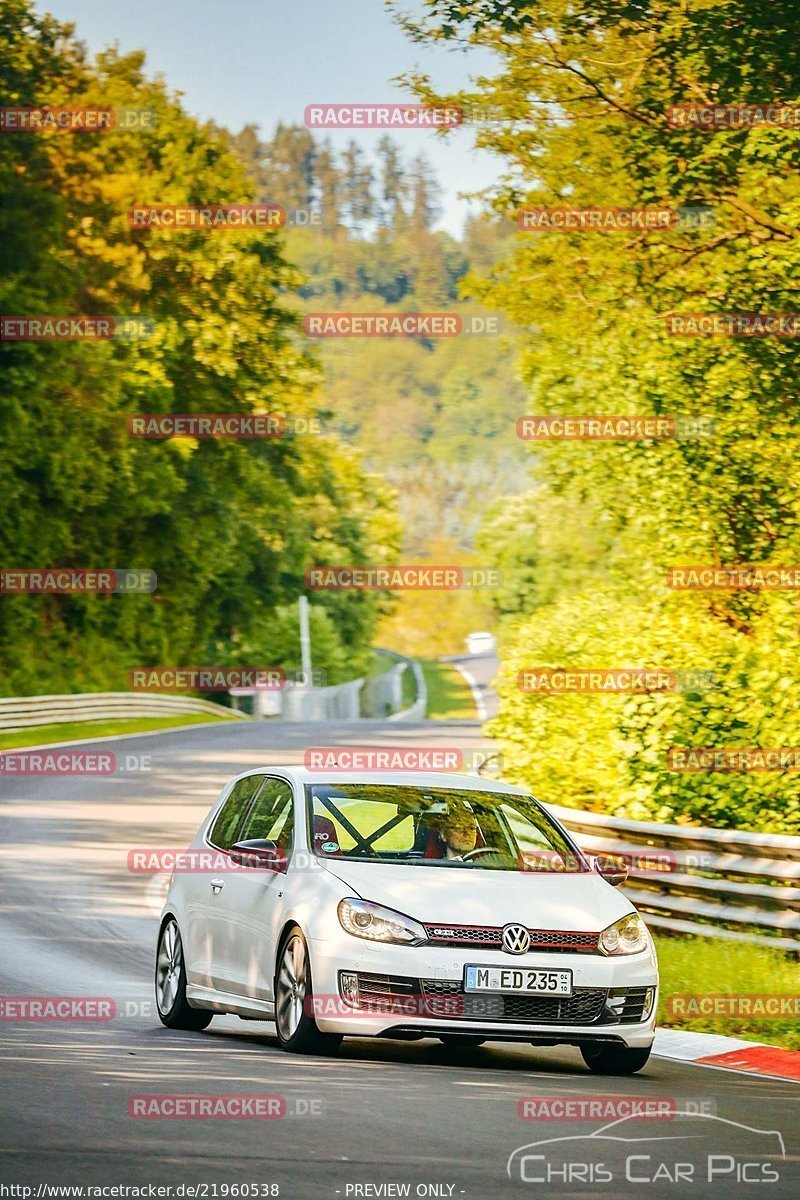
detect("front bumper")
(308, 936), (658, 1048)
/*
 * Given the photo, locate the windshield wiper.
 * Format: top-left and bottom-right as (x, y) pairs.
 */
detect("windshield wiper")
(404, 858), (475, 867)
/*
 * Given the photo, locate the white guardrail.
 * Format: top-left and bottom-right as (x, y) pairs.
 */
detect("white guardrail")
(0, 692), (248, 731)
(543, 800), (800, 953)
(279, 650), (426, 721)
(378, 649), (427, 722)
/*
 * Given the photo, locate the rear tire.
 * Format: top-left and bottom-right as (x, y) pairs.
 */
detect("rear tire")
(155, 918), (213, 1031)
(581, 1043), (651, 1075)
(274, 927), (342, 1055)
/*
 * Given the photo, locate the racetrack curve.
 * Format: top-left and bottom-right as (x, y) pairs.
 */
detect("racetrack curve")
(0, 712), (797, 1199)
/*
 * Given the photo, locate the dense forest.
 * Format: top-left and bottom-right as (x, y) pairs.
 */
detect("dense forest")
(0, 2), (403, 693)
(0, 1), (526, 690)
(225, 122), (530, 655)
(405, 0), (800, 833)
(228, 122), (529, 549)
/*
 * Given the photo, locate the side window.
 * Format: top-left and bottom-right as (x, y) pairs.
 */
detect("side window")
(208, 775), (264, 849)
(238, 777), (294, 854)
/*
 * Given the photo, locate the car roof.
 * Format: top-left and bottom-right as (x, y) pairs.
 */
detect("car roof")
(230, 766), (531, 796)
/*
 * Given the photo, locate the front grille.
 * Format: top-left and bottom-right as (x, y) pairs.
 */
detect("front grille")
(345, 974), (646, 1027)
(422, 979), (466, 996)
(355, 973), (417, 1002)
(419, 979), (608, 1025)
(424, 924), (600, 953)
(426, 925), (503, 947)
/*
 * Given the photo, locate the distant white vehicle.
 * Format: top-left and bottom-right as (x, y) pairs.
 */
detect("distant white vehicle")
(465, 631), (497, 655)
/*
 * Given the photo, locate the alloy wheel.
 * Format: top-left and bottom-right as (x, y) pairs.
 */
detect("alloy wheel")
(276, 934), (308, 1039)
(156, 918), (183, 1016)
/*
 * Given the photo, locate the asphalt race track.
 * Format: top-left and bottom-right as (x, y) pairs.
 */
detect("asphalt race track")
(1, 701), (798, 1198)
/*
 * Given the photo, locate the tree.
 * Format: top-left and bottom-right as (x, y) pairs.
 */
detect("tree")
(376, 135), (406, 228)
(408, 151), (441, 233)
(340, 140), (375, 232)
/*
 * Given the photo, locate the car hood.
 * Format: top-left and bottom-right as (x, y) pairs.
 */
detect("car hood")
(320, 859), (634, 932)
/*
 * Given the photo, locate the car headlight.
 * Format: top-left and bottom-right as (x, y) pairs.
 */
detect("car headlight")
(598, 913), (649, 956)
(337, 898), (428, 945)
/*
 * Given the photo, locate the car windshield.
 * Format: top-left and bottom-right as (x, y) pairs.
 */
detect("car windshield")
(305, 783), (586, 871)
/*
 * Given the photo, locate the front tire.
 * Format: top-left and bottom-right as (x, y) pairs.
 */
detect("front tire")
(155, 917), (212, 1031)
(581, 1043), (651, 1075)
(274, 927), (342, 1055)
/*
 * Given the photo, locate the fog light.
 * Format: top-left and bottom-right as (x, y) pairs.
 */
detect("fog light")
(340, 972), (359, 1005)
(642, 987), (655, 1020)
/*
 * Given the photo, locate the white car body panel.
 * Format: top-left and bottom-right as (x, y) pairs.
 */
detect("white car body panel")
(320, 859), (630, 932)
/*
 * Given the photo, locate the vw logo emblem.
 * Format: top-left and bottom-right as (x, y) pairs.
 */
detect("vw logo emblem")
(502, 923), (531, 955)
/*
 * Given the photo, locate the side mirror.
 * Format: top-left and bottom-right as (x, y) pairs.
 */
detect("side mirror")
(594, 854), (628, 888)
(229, 838), (287, 872)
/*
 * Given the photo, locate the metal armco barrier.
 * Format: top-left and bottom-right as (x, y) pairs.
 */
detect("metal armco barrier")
(280, 650), (426, 721)
(0, 692), (248, 731)
(281, 678), (365, 721)
(544, 800), (800, 952)
(377, 649), (427, 722)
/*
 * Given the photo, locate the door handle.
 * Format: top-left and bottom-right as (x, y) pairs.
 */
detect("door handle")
(210, 878), (225, 894)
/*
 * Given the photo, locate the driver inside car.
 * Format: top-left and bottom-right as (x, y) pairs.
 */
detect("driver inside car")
(436, 805), (478, 860)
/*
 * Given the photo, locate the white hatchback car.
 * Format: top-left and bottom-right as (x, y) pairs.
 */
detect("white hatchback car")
(156, 768), (658, 1074)
(465, 631), (497, 655)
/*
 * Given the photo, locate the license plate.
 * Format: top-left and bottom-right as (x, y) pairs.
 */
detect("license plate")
(464, 965), (573, 996)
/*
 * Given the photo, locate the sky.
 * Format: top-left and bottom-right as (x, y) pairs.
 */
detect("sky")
(40, 0), (503, 236)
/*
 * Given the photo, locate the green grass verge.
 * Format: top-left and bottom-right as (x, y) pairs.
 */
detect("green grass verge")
(0, 711), (241, 751)
(364, 650), (396, 680)
(654, 932), (800, 1049)
(401, 664), (417, 708)
(420, 658), (477, 719)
